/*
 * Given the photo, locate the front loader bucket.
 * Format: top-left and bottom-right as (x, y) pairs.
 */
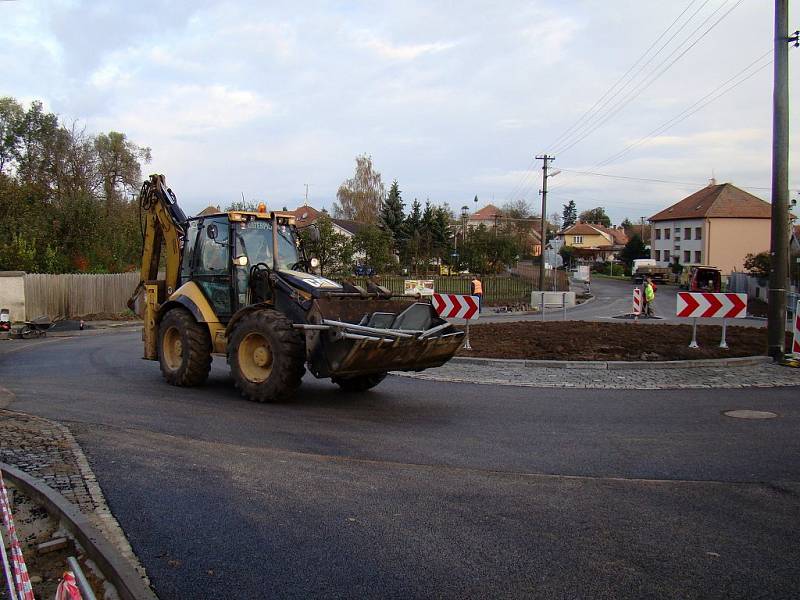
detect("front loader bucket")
(301, 297), (464, 378)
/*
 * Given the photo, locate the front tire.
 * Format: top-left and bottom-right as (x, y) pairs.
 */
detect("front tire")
(332, 372), (387, 392)
(228, 310), (306, 402)
(158, 308), (212, 386)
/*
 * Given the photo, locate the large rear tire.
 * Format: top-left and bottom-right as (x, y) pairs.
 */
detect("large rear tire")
(332, 372), (387, 392)
(228, 310), (306, 402)
(158, 308), (212, 386)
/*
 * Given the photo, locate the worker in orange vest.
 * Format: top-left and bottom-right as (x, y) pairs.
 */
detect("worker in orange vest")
(470, 275), (483, 313)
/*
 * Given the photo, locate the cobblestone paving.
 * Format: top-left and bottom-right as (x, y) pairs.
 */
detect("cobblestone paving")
(0, 408), (149, 580)
(0, 410), (100, 514)
(394, 361), (800, 389)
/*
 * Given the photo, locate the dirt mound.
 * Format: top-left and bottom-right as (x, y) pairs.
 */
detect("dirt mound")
(459, 321), (787, 361)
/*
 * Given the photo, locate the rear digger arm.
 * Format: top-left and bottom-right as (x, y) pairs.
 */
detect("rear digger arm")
(128, 174), (188, 359)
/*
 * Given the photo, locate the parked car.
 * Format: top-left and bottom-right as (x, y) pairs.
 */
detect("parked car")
(680, 265), (722, 292)
(354, 265), (375, 277)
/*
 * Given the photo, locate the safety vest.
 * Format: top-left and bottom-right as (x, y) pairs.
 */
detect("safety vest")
(472, 279), (483, 295)
(644, 282), (655, 302)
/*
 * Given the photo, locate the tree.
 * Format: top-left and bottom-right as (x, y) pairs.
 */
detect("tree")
(333, 154), (384, 224)
(562, 200), (577, 229)
(354, 225), (393, 272)
(744, 251), (771, 278)
(500, 199), (532, 219)
(559, 245), (576, 267)
(620, 218), (633, 231)
(298, 214), (353, 276)
(225, 199), (260, 211)
(380, 179), (405, 240)
(578, 206), (611, 227)
(94, 131), (151, 203)
(618, 234), (649, 270)
(459, 223), (520, 273)
(0, 96), (152, 273)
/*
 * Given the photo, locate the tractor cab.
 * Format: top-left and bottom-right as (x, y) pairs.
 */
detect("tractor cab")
(179, 209), (339, 321)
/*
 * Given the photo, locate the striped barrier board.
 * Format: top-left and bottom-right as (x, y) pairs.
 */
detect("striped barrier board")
(632, 287), (642, 315)
(0, 471), (35, 600)
(676, 292), (747, 319)
(432, 294), (480, 320)
(793, 300), (800, 357)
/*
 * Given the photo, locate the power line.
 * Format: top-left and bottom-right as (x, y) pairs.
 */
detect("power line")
(508, 1), (707, 206)
(553, 168), (796, 193)
(553, 0), (745, 157)
(544, 0), (705, 154)
(596, 50), (772, 166)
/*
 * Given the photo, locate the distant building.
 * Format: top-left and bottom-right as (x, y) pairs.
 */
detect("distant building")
(648, 182), (771, 274)
(286, 205), (366, 240)
(464, 204), (543, 256)
(468, 204), (503, 229)
(557, 222), (628, 262)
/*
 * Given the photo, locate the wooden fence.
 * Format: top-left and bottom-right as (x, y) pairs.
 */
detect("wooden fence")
(24, 273), (140, 319)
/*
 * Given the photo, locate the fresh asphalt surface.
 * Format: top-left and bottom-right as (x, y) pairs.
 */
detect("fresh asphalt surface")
(1, 333), (799, 599)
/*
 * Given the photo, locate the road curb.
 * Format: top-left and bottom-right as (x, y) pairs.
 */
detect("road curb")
(0, 462), (158, 600)
(450, 355), (772, 370)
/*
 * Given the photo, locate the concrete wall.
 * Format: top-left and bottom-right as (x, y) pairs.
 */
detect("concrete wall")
(707, 218), (771, 274)
(0, 271), (26, 322)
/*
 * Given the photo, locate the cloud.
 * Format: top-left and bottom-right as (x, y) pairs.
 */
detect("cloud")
(351, 29), (458, 61)
(99, 84), (273, 138)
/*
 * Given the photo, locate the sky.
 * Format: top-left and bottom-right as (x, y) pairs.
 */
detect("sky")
(2, 0), (798, 223)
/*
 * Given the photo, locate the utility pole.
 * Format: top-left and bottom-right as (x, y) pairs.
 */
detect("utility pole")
(536, 155), (555, 290)
(767, 0), (797, 359)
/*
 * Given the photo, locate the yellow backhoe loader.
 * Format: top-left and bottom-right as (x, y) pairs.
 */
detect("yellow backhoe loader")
(128, 174), (463, 402)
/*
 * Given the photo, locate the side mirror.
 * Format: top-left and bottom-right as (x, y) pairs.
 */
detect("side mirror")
(310, 257), (320, 269)
(207, 224), (218, 240)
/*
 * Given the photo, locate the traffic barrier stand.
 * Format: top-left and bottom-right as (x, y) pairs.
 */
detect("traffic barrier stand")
(632, 287), (642, 320)
(432, 293), (480, 350)
(0, 471), (35, 600)
(676, 292), (747, 348)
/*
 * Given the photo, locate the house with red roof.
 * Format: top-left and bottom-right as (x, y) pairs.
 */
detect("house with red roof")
(557, 222), (628, 261)
(648, 181), (772, 274)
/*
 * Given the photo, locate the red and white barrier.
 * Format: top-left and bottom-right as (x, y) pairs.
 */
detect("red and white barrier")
(55, 571), (81, 600)
(632, 288), (642, 315)
(432, 294), (480, 320)
(792, 300), (800, 357)
(677, 292), (747, 319)
(0, 471), (35, 600)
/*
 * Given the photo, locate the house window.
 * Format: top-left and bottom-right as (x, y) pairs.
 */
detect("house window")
(573, 235), (583, 244)
(684, 227), (691, 240)
(655, 250), (660, 261)
(664, 229), (671, 240)
(663, 252), (670, 263)
(655, 228), (661, 240)
(695, 250), (702, 263)
(695, 227), (702, 240)
(684, 250), (691, 263)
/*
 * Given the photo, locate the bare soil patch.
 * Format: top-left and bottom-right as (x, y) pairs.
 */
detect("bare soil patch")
(458, 321), (790, 361)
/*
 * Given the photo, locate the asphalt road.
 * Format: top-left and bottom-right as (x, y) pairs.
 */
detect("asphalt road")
(1, 333), (799, 599)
